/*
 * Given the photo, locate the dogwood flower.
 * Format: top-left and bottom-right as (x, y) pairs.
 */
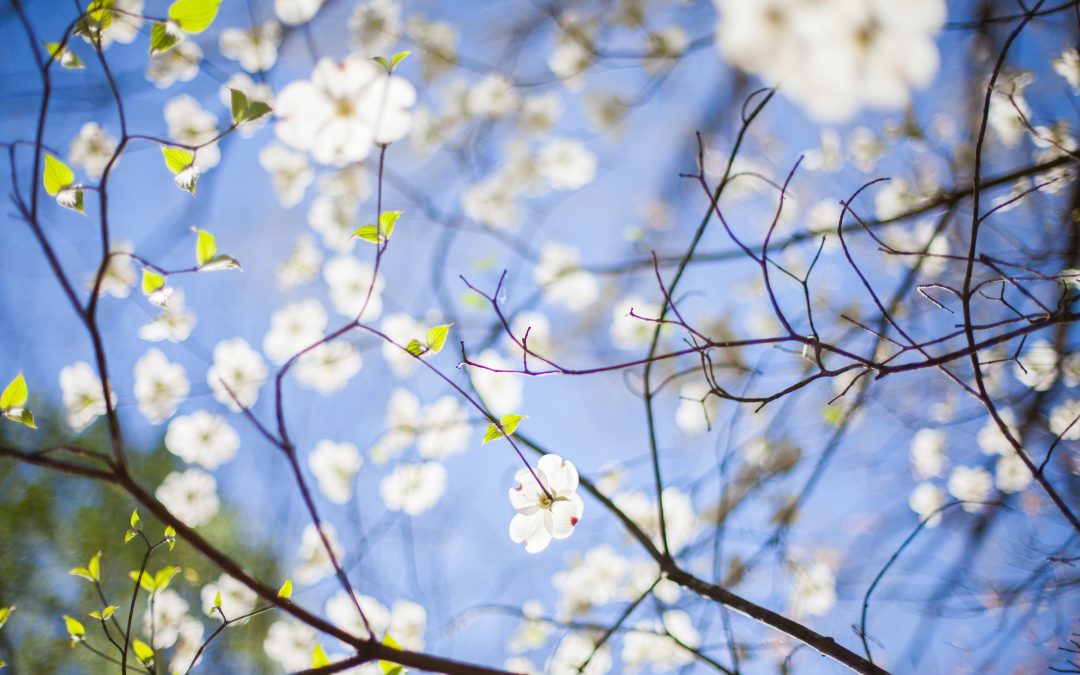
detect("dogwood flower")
(142, 588), (189, 648)
(1050, 399), (1080, 440)
(910, 428), (947, 478)
(206, 338), (268, 411)
(549, 633), (610, 675)
(165, 410), (240, 469)
(348, 0), (402, 57)
(69, 122), (117, 180)
(553, 545), (630, 615)
(308, 440), (364, 504)
(622, 610), (700, 672)
(91, 240), (135, 298)
(219, 21), (282, 73)
(264, 620), (317, 671)
(537, 139), (596, 190)
(156, 469), (220, 527)
(294, 342), (362, 395)
(139, 289), (196, 343)
(277, 236), (322, 288)
(275, 56), (417, 165)
(995, 453), (1032, 494)
(1014, 339), (1059, 391)
(293, 523), (342, 585)
(908, 481), (945, 527)
(380, 313), (426, 378)
(947, 465), (993, 512)
(417, 396), (471, 460)
(614, 488), (696, 554)
(146, 41), (202, 89)
(788, 556), (837, 618)
(469, 349), (524, 416)
(380, 462), (448, 515)
(324, 255), (384, 318)
(533, 243), (599, 313)
(60, 361), (112, 432)
(610, 295), (661, 351)
(260, 143), (314, 208)
(134, 348), (190, 424)
(262, 299), (328, 364)
(165, 95), (220, 169)
(508, 454), (584, 553)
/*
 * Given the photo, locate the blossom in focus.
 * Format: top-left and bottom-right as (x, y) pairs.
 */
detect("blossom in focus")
(508, 454), (584, 553)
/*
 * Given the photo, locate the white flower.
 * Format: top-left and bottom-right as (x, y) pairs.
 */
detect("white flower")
(168, 617), (204, 673)
(518, 92), (563, 133)
(293, 523), (343, 585)
(139, 289), (196, 343)
(995, 453), (1032, 494)
(508, 454), (584, 553)
(380, 462), (448, 516)
(308, 196), (360, 251)
(468, 349), (524, 416)
(134, 348), (190, 424)
(461, 175), (522, 230)
(584, 91), (628, 134)
(548, 633), (610, 675)
(643, 26), (689, 73)
(547, 16), (595, 91)
(506, 600), (553, 654)
(675, 380), (717, 436)
(349, 0), (402, 57)
(614, 488), (696, 554)
(371, 388), (421, 464)
(910, 428), (947, 478)
(277, 236), (322, 289)
(713, 0), (945, 121)
(788, 557), (837, 617)
(468, 74), (519, 117)
(1050, 399), (1080, 440)
(389, 600), (426, 650)
(142, 588), (189, 648)
(537, 139), (596, 191)
(325, 591), (389, 642)
(324, 255), (384, 319)
(274, 0), (324, 25)
(622, 610), (699, 672)
(977, 409), (1019, 456)
(69, 122), (117, 180)
(262, 299), (328, 364)
(504, 311), (554, 360)
(295, 342), (363, 395)
(908, 481), (945, 527)
(552, 545), (629, 615)
(380, 313), (426, 378)
(264, 620), (317, 671)
(260, 143), (314, 208)
(60, 361), (111, 433)
(206, 338), (268, 411)
(156, 469), (220, 527)
(201, 575), (257, 620)
(309, 440), (364, 504)
(947, 465), (993, 512)
(275, 56), (417, 165)
(165, 411), (239, 469)
(146, 41), (203, 89)
(165, 95), (220, 170)
(1014, 339), (1059, 391)
(988, 71), (1034, 146)
(610, 295), (661, 351)
(406, 16), (458, 81)
(91, 240), (135, 298)
(417, 396), (471, 460)
(82, 0), (143, 48)
(219, 21), (281, 73)
(1053, 48), (1080, 94)
(533, 243), (599, 313)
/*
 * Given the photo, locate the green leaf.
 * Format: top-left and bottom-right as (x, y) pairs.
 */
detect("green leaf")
(168, 0), (221, 33)
(1, 373), (28, 410)
(390, 51), (411, 71)
(154, 566), (180, 591)
(425, 324), (452, 355)
(163, 525), (176, 550)
(405, 339), (425, 356)
(42, 154), (74, 197)
(277, 579), (293, 599)
(195, 229), (217, 267)
(88, 551), (101, 581)
(141, 269), (166, 295)
(373, 56), (390, 72)
(229, 88), (249, 125)
(311, 644), (330, 668)
(132, 638), (155, 665)
(10, 409), (36, 429)
(482, 414), (527, 445)
(352, 224), (381, 244)
(379, 632), (405, 674)
(149, 22), (178, 55)
(129, 570), (156, 593)
(379, 210), (401, 238)
(0, 606), (14, 631)
(63, 615), (85, 639)
(213, 590), (222, 609)
(199, 254), (241, 272)
(89, 605), (116, 621)
(242, 100), (272, 122)
(130, 509), (142, 531)
(161, 146), (194, 174)
(69, 567), (93, 582)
